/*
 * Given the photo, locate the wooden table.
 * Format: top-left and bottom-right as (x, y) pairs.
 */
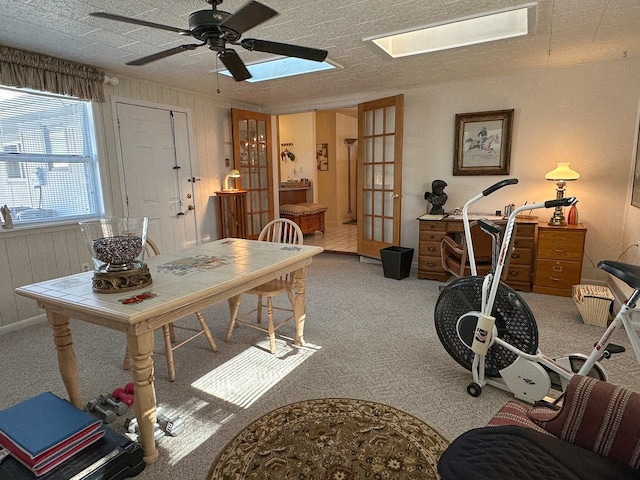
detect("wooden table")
(15, 238), (324, 464)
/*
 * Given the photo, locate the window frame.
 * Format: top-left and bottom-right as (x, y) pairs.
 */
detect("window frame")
(0, 86), (104, 228)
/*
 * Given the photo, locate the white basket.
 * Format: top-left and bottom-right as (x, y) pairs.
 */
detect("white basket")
(572, 284), (614, 327)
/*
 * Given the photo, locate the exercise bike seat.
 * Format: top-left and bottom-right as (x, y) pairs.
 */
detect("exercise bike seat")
(598, 260), (640, 290)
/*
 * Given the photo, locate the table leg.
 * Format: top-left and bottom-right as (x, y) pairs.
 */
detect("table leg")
(292, 266), (307, 347)
(46, 311), (82, 408)
(225, 294), (242, 341)
(126, 331), (158, 464)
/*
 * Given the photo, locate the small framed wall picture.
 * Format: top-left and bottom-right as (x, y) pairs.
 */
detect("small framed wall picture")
(316, 143), (328, 171)
(453, 109), (514, 176)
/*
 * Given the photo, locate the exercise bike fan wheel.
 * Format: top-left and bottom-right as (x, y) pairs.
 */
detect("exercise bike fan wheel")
(435, 276), (539, 378)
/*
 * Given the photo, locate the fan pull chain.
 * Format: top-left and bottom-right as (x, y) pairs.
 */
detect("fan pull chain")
(215, 55), (221, 94)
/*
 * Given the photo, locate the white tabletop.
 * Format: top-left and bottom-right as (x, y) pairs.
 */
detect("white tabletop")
(16, 238), (324, 327)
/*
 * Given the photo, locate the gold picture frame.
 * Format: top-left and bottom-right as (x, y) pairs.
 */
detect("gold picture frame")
(454, 109), (514, 176)
(632, 113), (640, 207)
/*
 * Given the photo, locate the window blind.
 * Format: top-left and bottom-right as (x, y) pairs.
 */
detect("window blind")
(0, 86), (103, 225)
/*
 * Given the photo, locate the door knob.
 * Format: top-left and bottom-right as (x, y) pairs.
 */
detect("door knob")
(187, 205), (195, 211)
(391, 193), (400, 199)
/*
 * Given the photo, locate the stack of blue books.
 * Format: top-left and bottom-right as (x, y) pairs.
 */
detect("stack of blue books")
(0, 392), (104, 477)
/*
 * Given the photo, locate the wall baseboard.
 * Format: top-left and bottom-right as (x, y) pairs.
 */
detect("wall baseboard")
(0, 315), (47, 336)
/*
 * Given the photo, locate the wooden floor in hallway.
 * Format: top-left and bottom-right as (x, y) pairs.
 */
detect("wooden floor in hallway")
(303, 223), (357, 254)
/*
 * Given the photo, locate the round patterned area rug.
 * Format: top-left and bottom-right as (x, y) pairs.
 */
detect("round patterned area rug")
(208, 398), (450, 479)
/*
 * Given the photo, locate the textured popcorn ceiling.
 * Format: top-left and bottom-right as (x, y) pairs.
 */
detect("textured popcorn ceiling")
(2, 0), (639, 110)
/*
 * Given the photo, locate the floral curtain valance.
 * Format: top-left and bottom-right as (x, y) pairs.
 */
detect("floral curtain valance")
(0, 46), (105, 102)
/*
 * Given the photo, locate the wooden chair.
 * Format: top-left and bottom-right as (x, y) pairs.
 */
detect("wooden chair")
(440, 222), (498, 278)
(123, 238), (217, 381)
(225, 218), (303, 354)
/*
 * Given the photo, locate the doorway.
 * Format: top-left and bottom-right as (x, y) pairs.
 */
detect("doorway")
(278, 107), (358, 254)
(278, 94), (405, 257)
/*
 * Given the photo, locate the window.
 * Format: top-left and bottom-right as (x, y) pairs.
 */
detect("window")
(0, 86), (103, 225)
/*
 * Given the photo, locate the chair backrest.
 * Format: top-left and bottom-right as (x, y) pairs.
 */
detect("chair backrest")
(441, 223), (494, 278)
(145, 237), (161, 257)
(258, 218), (304, 245)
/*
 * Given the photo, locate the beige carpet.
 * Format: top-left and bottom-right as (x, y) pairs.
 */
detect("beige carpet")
(208, 397), (449, 479)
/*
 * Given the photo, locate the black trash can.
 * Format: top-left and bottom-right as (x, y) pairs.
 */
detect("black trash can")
(380, 246), (414, 280)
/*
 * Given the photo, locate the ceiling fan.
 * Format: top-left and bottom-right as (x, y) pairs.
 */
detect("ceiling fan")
(90, 0), (328, 82)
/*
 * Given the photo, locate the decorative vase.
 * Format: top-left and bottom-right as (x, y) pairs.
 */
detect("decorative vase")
(567, 204), (579, 225)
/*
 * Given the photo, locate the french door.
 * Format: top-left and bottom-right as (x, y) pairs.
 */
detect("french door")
(357, 95), (404, 258)
(231, 108), (274, 239)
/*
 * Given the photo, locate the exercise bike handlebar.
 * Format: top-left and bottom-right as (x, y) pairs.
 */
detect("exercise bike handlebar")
(463, 178), (519, 276)
(545, 196), (578, 209)
(482, 178), (519, 197)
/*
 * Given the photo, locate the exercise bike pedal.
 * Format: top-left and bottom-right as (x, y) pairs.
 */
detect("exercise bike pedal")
(597, 342), (625, 359)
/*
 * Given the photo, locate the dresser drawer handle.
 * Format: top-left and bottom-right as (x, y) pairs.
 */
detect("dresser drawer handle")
(427, 262), (436, 267)
(509, 271), (519, 276)
(552, 266), (563, 272)
(511, 252), (520, 259)
(553, 249), (566, 253)
(550, 276), (563, 281)
(427, 246), (436, 252)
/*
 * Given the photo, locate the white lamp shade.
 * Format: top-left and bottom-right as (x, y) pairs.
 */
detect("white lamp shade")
(223, 170), (242, 190)
(545, 162), (580, 181)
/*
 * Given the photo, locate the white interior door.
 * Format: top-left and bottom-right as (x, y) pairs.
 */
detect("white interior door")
(115, 102), (197, 253)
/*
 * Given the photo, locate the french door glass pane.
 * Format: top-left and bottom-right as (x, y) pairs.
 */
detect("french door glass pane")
(373, 216), (382, 241)
(385, 106), (396, 132)
(374, 109), (384, 135)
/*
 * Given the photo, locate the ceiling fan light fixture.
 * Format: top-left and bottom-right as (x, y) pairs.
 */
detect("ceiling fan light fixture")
(365, 3), (536, 58)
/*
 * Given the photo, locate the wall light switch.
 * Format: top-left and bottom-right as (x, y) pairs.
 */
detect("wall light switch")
(225, 158), (230, 167)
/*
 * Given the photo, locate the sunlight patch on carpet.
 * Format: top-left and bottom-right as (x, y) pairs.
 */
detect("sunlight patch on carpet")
(191, 339), (320, 408)
(165, 398), (235, 465)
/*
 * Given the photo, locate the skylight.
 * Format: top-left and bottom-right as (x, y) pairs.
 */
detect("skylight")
(365, 3), (536, 58)
(217, 57), (338, 83)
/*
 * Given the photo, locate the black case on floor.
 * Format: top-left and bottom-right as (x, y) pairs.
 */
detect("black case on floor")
(0, 425), (145, 479)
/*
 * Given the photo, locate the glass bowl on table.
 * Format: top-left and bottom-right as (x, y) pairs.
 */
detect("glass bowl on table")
(79, 217), (152, 293)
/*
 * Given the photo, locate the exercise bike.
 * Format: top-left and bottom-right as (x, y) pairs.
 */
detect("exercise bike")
(435, 179), (618, 403)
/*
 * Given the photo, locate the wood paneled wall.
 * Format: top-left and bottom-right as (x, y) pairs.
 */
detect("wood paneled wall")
(0, 75), (260, 330)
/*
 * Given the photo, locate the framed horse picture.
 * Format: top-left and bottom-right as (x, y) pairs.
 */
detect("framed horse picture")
(453, 109), (514, 175)
(632, 111), (640, 208)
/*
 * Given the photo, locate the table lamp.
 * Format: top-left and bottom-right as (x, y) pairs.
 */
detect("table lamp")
(545, 162), (580, 226)
(223, 169), (241, 191)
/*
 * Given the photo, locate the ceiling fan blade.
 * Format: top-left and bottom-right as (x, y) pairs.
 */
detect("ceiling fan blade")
(126, 44), (202, 66)
(90, 12), (189, 35)
(219, 1), (278, 34)
(218, 49), (252, 82)
(241, 39), (328, 62)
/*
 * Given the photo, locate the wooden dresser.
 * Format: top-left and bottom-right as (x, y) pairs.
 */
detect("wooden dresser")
(505, 221), (537, 291)
(417, 217), (537, 291)
(533, 222), (586, 297)
(417, 220), (450, 282)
